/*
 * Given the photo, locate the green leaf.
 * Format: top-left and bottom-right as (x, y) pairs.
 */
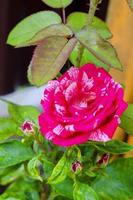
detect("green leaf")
(73, 182), (98, 200)
(0, 179), (40, 200)
(41, 157), (54, 179)
(75, 28), (123, 70)
(28, 37), (77, 86)
(7, 101), (40, 125)
(27, 157), (43, 181)
(17, 24), (73, 47)
(7, 11), (62, 46)
(53, 177), (73, 199)
(0, 140), (34, 168)
(85, 140), (133, 154)
(67, 12), (112, 39)
(41, 0), (73, 8)
(48, 154), (68, 184)
(0, 118), (18, 142)
(126, 0), (133, 11)
(120, 103), (133, 135)
(69, 42), (110, 71)
(92, 158), (133, 200)
(0, 165), (24, 185)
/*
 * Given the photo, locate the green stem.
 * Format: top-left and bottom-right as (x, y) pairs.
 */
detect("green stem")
(62, 7), (66, 24)
(87, 0), (102, 27)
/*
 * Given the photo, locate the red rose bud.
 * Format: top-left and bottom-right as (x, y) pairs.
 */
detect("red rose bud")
(97, 154), (110, 166)
(71, 161), (82, 173)
(21, 120), (34, 134)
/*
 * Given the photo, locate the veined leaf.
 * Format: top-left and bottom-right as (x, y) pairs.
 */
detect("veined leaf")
(85, 140), (133, 154)
(73, 182), (98, 200)
(75, 28), (123, 70)
(92, 158), (133, 200)
(17, 24), (73, 47)
(0, 118), (19, 142)
(7, 11), (62, 46)
(41, 0), (73, 8)
(120, 103), (133, 135)
(6, 101), (40, 125)
(69, 42), (110, 71)
(28, 36), (77, 86)
(48, 154), (68, 184)
(0, 140), (34, 168)
(67, 12), (112, 39)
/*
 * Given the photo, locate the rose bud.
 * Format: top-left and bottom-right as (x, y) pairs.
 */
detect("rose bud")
(71, 161), (82, 173)
(97, 154), (110, 166)
(39, 63), (127, 147)
(21, 120), (34, 134)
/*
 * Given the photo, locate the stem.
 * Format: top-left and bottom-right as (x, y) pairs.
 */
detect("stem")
(87, 0), (102, 26)
(62, 8), (66, 24)
(32, 132), (46, 154)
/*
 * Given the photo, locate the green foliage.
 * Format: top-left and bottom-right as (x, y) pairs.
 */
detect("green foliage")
(0, 140), (34, 168)
(7, 101), (40, 125)
(0, 165), (24, 186)
(73, 182), (98, 200)
(48, 154), (68, 184)
(41, 0), (73, 8)
(28, 37), (77, 86)
(67, 12), (112, 39)
(0, 118), (18, 142)
(75, 28), (123, 70)
(120, 103), (133, 135)
(27, 157), (43, 181)
(7, 11), (62, 46)
(85, 140), (133, 154)
(69, 42), (110, 70)
(17, 24), (73, 47)
(92, 158), (133, 200)
(0, 179), (40, 200)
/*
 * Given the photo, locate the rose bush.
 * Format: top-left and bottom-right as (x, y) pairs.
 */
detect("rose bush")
(39, 64), (127, 147)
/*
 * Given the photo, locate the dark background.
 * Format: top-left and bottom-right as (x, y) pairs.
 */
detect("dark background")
(0, 0), (109, 95)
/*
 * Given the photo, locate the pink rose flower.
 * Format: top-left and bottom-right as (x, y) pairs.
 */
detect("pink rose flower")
(39, 64), (127, 147)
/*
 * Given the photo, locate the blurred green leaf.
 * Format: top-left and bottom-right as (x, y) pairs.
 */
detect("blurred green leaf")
(48, 154), (68, 184)
(69, 42), (110, 71)
(120, 103), (133, 135)
(7, 11), (62, 46)
(92, 158), (133, 200)
(0, 179), (40, 200)
(41, 0), (73, 8)
(85, 140), (133, 154)
(73, 182), (98, 200)
(0, 140), (34, 168)
(7, 101), (40, 125)
(67, 12), (112, 39)
(126, 0), (133, 11)
(41, 157), (54, 179)
(0, 118), (19, 142)
(28, 37), (77, 86)
(17, 24), (73, 47)
(0, 165), (24, 185)
(27, 157), (43, 181)
(75, 28), (123, 70)
(52, 177), (73, 199)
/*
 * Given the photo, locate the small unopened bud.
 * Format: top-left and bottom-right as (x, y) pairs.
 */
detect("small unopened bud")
(21, 120), (34, 134)
(97, 154), (110, 166)
(71, 161), (82, 173)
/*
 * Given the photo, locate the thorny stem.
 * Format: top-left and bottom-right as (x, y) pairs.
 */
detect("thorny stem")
(87, 0), (102, 27)
(62, 7), (66, 24)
